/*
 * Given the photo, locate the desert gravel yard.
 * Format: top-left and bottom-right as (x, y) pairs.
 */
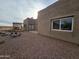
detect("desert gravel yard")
(0, 32), (79, 59)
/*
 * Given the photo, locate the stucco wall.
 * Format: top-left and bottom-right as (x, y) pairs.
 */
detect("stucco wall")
(24, 18), (38, 31)
(38, 0), (79, 44)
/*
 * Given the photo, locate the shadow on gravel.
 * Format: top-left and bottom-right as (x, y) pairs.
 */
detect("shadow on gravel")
(0, 40), (5, 45)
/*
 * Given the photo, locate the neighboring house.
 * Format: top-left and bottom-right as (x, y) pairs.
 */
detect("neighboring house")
(23, 18), (37, 31)
(38, 0), (79, 44)
(13, 22), (23, 31)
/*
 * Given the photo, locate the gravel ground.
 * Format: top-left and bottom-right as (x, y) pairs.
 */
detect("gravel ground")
(0, 32), (79, 59)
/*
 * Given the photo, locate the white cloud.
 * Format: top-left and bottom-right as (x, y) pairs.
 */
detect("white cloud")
(0, 0), (57, 26)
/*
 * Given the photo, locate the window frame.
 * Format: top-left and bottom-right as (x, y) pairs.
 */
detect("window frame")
(51, 16), (74, 32)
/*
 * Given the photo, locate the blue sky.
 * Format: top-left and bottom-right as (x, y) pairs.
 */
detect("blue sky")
(0, 0), (57, 26)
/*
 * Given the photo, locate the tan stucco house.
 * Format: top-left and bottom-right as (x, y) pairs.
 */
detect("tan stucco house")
(38, 0), (79, 44)
(24, 18), (38, 31)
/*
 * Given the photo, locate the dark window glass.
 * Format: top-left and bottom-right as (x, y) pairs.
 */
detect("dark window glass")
(53, 20), (60, 29)
(61, 17), (72, 30)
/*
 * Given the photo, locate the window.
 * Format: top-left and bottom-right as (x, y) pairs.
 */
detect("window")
(61, 17), (72, 30)
(53, 20), (60, 29)
(51, 16), (73, 32)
